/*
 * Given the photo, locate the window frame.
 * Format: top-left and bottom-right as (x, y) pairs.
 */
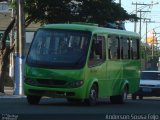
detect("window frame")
(108, 34), (140, 60)
(88, 34), (106, 67)
(108, 35), (120, 60)
(130, 38), (140, 60)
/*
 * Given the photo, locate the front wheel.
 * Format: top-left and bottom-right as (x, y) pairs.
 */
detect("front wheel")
(27, 95), (41, 105)
(85, 84), (98, 106)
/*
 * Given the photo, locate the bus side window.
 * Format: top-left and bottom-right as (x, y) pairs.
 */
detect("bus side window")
(130, 38), (139, 59)
(95, 37), (102, 59)
(121, 37), (130, 59)
(131, 39), (139, 59)
(89, 35), (106, 66)
(108, 36), (112, 59)
(108, 35), (119, 60)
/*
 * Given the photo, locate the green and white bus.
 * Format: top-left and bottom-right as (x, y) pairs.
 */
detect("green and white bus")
(24, 23), (141, 105)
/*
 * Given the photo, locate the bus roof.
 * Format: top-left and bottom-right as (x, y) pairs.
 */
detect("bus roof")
(41, 23), (140, 38)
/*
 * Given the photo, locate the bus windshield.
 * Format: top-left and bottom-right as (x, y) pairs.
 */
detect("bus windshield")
(26, 28), (91, 69)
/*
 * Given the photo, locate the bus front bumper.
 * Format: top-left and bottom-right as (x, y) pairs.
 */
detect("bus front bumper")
(24, 83), (87, 99)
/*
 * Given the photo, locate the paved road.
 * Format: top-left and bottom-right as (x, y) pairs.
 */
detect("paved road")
(0, 96), (159, 120)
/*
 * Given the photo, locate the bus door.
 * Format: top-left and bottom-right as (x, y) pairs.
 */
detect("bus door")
(107, 35), (123, 96)
(88, 34), (107, 97)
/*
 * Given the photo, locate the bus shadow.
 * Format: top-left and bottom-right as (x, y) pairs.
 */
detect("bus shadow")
(26, 96), (160, 108)
(37, 98), (122, 107)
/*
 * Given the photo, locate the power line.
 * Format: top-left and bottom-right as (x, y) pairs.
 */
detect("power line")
(132, 2), (159, 34)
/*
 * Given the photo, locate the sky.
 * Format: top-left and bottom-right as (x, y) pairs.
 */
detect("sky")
(1, 0), (160, 43)
(115, 0), (160, 42)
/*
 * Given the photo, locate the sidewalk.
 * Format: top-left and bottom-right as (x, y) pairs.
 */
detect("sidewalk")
(4, 86), (14, 95)
(0, 86), (25, 98)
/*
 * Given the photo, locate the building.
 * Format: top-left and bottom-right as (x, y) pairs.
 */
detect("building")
(0, 1), (40, 54)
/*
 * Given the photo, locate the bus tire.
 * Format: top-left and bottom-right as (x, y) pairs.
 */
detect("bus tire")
(27, 95), (41, 105)
(110, 86), (128, 104)
(85, 84), (98, 106)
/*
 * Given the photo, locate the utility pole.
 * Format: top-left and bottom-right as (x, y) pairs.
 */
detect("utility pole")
(144, 19), (151, 47)
(152, 29), (156, 59)
(119, 0), (121, 6)
(137, 10), (151, 39)
(143, 19), (154, 69)
(9, 0), (15, 78)
(144, 19), (150, 69)
(132, 2), (138, 32)
(14, 0), (25, 95)
(132, 2), (158, 70)
(153, 32), (160, 58)
(132, 2), (158, 33)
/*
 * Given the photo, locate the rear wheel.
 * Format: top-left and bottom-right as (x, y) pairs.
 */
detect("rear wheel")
(27, 95), (41, 105)
(110, 86), (128, 104)
(85, 84), (98, 106)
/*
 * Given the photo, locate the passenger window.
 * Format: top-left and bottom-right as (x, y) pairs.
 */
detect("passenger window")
(89, 35), (106, 67)
(108, 36), (120, 60)
(131, 39), (139, 59)
(121, 37), (130, 59)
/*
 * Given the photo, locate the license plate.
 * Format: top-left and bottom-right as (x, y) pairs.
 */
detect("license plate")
(142, 88), (152, 92)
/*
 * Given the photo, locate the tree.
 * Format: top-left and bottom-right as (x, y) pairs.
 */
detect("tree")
(71, 0), (137, 25)
(0, 18), (15, 93)
(24, 0), (137, 25)
(24, 0), (71, 25)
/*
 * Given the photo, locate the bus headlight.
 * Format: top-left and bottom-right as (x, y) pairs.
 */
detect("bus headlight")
(67, 80), (84, 88)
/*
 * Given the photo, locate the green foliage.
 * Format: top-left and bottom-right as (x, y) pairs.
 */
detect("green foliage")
(141, 42), (160, 70)
(24, 0), (70, 24)
(24, 0), (137, 25)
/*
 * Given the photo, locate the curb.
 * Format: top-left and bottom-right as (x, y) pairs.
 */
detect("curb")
(0, 87), (26, 98)
(0, 94), (26, 98)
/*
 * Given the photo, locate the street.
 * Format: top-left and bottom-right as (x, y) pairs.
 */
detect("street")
(0, 96), (159, 120)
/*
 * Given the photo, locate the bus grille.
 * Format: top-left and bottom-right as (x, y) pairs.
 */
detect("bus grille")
(25, 79), (67, 88)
